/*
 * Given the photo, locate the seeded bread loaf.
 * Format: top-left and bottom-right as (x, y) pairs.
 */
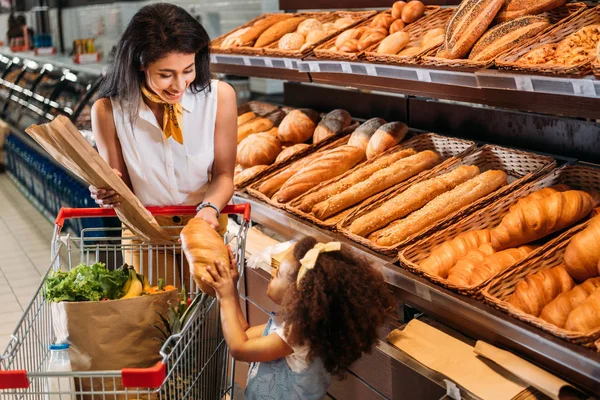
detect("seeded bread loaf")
(496, 0), (568, 23)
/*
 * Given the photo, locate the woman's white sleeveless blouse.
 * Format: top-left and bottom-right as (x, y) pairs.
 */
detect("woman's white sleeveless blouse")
(110, 80), (218, 206)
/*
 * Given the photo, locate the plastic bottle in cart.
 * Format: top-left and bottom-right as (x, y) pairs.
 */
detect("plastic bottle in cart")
(45, 343), (76, 400)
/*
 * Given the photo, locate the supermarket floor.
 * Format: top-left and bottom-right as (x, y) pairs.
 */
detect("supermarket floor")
(0, 173), (54, 350)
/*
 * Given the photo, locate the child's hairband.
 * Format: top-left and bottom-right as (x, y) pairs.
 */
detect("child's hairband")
(296, 242), (341, 287)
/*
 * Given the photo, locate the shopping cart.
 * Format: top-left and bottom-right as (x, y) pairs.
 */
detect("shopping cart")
(0, 204), (251, 399)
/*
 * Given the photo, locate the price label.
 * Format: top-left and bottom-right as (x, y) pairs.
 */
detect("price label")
(415, 284), (432, 302)
(444, 380), (462, 400)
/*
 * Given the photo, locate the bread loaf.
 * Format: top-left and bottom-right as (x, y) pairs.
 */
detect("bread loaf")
(298, 148), (416, 213)
(234, 165), (269, 186)
(348, 118), (387, 150)
(443, 0), (505, 59)
(313, 109), (352, 143)
(371, 14), (396, 30)
(237, 133), (282, 168)
(334, 18), (355, 30)
(221, 27), (250, 49)
(255, 17), (306, 48)
(238, 111), (256, 126)
(392, 1), (407, 19)
(279, 32), (305, 50)
(297, 19), (323, 36)
(339, 39), (359, 53)
(276, 146), (366, 203)
(469, 16), (550, 62)
(305, 30), (329, 46)
(508, 185), (570, 213)
(564, 287), (600, 333)
(275, 143), (310, 163)
(496, 0), (568, 23)
(419, 229), (492, 278)
(335, 29), (363, 49)
(469, 245), (535, 286)
(366, 122), (408, 159)
(237, 117), (274, 144)
(398, 46), (422, 56)
(358, 31), (387, 51)
(277, 109), (320, 144)
(491, 190), (596, 250)
(446, 244), (496, 286)
(422, 28), (445, 49)
(230, 14), (293, 47)
(507, 265), (575, 317)
(390, 20), (406, 35)
(564, 215), (600, 282)
(350, 165), (480, 237)
(377, 32), (410, 54)
(402, 1), (425, 24)
(313, 150), (441, 220)
(540, 277), (600, 328)
(258, 151), (323, 198)
(372, 170), (508, 246)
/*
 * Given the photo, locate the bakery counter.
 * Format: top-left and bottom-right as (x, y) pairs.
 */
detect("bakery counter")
(232, 192), (600, 396)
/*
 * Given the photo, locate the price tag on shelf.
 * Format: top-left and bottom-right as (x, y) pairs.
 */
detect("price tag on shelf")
(415, 283), (432, 302)
(264, 58), (274, 68)
(341, 62), (352, 74)
(572, 79), (596, 97)
(444, 380), (462, 400)
(284, 59), (294, 70)
(416, 69), (432, 83)
(513, 76), (534, 92)
(365, 64), (377, 76)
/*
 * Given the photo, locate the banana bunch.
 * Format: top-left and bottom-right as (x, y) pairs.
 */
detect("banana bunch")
(121, 267), (144, 299)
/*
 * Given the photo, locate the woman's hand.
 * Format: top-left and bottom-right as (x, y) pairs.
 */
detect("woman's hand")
(204, 259), (237, 301)
(89, 170), (122, 208)
(196, 207), (219, 230)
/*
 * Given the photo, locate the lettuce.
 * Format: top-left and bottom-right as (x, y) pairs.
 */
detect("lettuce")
(45, 263), (130, 302)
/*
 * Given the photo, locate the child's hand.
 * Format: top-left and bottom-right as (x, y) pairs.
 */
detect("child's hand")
(204, 259), (237, 301)
(227, 246), (240, 286)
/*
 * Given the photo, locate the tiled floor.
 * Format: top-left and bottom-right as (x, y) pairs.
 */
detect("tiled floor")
(0, 173), (54, 351)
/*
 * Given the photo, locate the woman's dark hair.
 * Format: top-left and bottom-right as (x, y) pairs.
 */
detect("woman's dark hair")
(281, 237), (395, 378)
(97, 3), (211, 121)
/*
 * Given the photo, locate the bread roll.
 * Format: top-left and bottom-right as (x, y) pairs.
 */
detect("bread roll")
(279, 32), (305, 50)
(339, 39), (359, 53)
(255, 17), (306, 48)
(422, 28), (445, 48)
(469, 16), (550, 62)
(237, 133), (282, 168)
(336, 28), (362, 49)
(419, 229), (492, 278)
(313, 109), (352, 143)
(389, 20), (406, 35)
(392, 1), (407, 19)
(297, 19), (323, 36)
(234, 165), (269, 186)
(298, 148), (416, 213)
(276, 146), (366, 203)
(323, 22), (335, 33)
(358, 31), (387, 51)
(398, 46), (422, 56)
(238, 111), (256, 126)
(402, 1), (425, 24)
(277, 109), (320, 144)
(443, 0), (505, 59)
(348, 118), (387, 150)
(540, 277), (600, 328)
(564, 287), (600, 333)
(258, 151), (323, 198)
(334, 17), (355, 30)
(469, 245), (535, 286)
(222, 27), (250, 49)
(377, 31), (410, 54)
(496, 0), (568, 23)
(371, 170), (508, 246)
(446, 244), (496, 286)
(371, 14), (396, 30)
(349, 165), (480, 237)
(313, 150), (441, 220)
(305, 30), (329, 45)
(366, 27), (389, 37)
(275, 143), (310, 163)
(564, 215), (600, 282)
(238, 117), (274, 144)
(230, 14), (293, 47)
(366, 122), (408, 159)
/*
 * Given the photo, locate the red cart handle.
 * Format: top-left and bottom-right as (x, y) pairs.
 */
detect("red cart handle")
(55, 203), (251, 229)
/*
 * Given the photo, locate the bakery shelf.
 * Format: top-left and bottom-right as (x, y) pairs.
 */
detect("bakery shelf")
(211, 53), (311, 82)
(233, 192), (600, 396)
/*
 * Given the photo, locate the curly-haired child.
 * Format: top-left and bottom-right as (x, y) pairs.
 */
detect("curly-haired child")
(204, 237), (394, 400)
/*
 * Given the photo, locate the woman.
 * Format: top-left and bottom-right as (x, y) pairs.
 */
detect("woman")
(89, 3), (237, 286)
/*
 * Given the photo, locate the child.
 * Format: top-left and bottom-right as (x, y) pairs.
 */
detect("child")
(205, 237), (394, 399)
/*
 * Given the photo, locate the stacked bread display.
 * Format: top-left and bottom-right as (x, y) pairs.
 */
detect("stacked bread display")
(276, 17), (357, 51)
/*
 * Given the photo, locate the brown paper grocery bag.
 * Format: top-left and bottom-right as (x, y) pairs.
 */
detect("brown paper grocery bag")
(52, 290), (179, 399)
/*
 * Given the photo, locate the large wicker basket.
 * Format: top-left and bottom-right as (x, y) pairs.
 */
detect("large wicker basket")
(285, 133), (477, 230)
(398, 163), (600, 299)
(482, 215), (600, 346)
(340, 145), (556, 257)
(420, 3), (587, 72)
(496, 5), (600, 76)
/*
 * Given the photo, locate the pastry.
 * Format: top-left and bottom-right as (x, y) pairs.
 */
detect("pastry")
(540, 277), (600, 328)
(564, 215), (600, 282)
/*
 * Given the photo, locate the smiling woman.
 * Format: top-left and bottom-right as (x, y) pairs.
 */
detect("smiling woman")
(88, 3), (237, 287)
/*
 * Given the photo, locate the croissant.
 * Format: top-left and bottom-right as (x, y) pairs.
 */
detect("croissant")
(508, 185), (570, 213)
(507, 265), (575, 317)
(419, 230), (492, 278)
(540, 277), (600, 328)
(446, 244), (495, 286)
(564, 287), (600, 333)
(470, 246), (536, 286)
(491, 190), (595, 250)
(181, 218), (230, 297)
(564, 215), (600, 282)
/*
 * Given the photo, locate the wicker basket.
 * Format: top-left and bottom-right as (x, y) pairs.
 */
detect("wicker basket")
(398, 163), (600, 299)
(496, 5), (600, 76)
(284, 132), (476, 230)
(593, 59), (600, 77)
(314, 7), (440, 62)
(420, 3), (587, 72)
(341, 145), (556, 257)
(482, 217), (600, 346)
(262, 11), (376, 59)
(364, 8), (454, 66)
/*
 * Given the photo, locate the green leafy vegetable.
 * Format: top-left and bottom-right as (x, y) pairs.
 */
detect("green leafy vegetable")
(45, 263), (130, 302)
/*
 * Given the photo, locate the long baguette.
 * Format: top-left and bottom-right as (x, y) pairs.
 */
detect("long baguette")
(371, 170), (508, 246)
(254, 17), (306, 48)
(312, 150), (441, 220)
(298, 148), (417, 213)
(258, 151), (323, 198)
(349, 165), (480, 237)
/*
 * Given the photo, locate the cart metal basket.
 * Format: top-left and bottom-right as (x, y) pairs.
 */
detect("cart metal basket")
(0, 204), (251, 399)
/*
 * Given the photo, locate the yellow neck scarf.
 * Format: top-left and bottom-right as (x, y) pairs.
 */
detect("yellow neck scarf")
(141, 85), (184, 145)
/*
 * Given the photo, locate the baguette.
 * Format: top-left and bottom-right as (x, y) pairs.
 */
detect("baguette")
(443, 0), (505, 59)
(254, 17), (307, 48)
(349, 165), (480, 237)
(540, 277), (600, 328)
(276, 146), (366, 203)
(298, 148), (416, 213)
(496, 0), (568, 23)
(237, 118), (274, 144)
(371, 170), (508, 246)
(312, 150), (441, 220)
(564, 287), (600, 333)
(258, 151), (324, 198)
(446, 244), (496, 286)
(348, 118), (387, 151)
(233, 14), (294, 47)
(275, 143), (310, 163)
(469, 16), (550, 62)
